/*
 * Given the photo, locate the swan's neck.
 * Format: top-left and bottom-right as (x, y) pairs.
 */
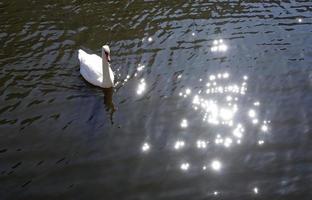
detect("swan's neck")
(102, 50), (111, 80)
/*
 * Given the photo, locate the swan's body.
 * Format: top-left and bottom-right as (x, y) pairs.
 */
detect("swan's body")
(78, 45), (114, 88)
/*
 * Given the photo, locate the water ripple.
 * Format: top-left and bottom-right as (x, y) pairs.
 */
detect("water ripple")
(0, 0), (311, 199)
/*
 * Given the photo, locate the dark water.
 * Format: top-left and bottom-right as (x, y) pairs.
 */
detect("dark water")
(1, 0), (312, 199)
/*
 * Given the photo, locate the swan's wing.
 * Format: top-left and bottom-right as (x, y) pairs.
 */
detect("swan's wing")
(78, 49), (103, 85)
(79, 50), (102, 72)
(78, 49), (114, 88)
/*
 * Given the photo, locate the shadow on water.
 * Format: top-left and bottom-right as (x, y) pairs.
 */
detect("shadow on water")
(81, 76), (116, 125)
(102, 87), (115, 124)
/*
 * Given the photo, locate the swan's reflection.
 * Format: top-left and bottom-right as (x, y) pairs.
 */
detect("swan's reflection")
(103, 87), (115, 124)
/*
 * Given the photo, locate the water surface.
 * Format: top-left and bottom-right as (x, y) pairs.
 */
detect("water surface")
(1, 0), (312, 199)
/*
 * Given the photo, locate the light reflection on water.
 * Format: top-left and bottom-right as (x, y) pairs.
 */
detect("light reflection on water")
(141, 142), (150, 152)
(172, 71), (269, 195)
(180, 74), (269, 174)
(136, 63), (145, 72)
(148, 37), (153, 42)
(136, 78), (146, 95)
(140, 72), (271, 179)
(174, 140), (185, 150)
(184, 74), (269, 139)
(174, 72), (271, 175)
(196, 139), (207, 149)
(211, 160), (222, 171)
(253, 187), (259, 194)
(211, 39), (228, 52)
(180, 118), (188, 128)
(180, 162), (190, 171)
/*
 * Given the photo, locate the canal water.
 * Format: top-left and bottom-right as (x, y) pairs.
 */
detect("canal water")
(0, 0), (312, 199)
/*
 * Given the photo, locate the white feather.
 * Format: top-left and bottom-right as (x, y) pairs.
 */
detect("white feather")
(78, 48), (114, 88)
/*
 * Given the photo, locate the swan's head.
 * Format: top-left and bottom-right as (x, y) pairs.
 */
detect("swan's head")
(102, 45), (111, 63)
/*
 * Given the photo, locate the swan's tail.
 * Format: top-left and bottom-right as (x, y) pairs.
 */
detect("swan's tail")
(78, 49), (86, 62)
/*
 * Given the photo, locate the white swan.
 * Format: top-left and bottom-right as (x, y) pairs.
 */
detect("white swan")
(78, 45), (114, 88)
